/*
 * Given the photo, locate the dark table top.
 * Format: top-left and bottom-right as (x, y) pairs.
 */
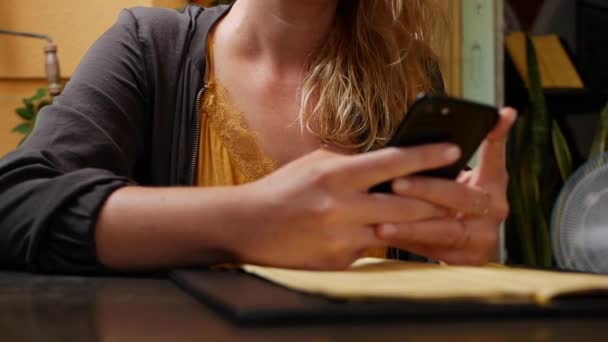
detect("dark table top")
(1, 271), (608, 342)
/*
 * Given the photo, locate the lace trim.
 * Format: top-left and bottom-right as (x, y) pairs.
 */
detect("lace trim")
(202, 81), (277, 183)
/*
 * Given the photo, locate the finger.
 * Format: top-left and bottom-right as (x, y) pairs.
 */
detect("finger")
(486, 107), (517, 142)
(392, 177), (491, 216)
(399, 225), (499, 266)
(351, 192), (448, 224)
(475, 108), (517, 185)
(375, 218), (471, 249)
(353, 225), (389, 250)
(457, 170), (474, 184)
(403, 244), (494, 266)
(339, 144), (461, 190)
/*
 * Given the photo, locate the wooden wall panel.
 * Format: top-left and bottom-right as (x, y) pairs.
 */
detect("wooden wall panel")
(0, 0), (184, 156)
(1, 0), (462, 155)
(435, 0), (462, 97)
(0, 0), (159, 79)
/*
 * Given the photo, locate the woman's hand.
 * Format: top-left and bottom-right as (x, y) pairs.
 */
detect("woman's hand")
(375, 108), (517, 265)
(231, 143), (462, 270)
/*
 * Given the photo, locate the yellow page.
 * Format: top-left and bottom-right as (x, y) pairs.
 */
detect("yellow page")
(243, 258), (608, 305)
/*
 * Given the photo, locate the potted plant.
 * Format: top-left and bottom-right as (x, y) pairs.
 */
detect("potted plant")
(11, 88), (52, 145)
(505, 35), (608, 268)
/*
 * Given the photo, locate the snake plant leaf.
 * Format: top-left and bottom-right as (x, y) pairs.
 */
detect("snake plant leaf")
(524, 35), (550, 180)
(504, 35), (546, 266)
(520, 164), (553, 267)
(518, 161), (540, 264)
(551, 120), (573, 182)
(506, 117), (532, 265)
(507, 174), (537, 265)
(533, 206), (553, 267)
(509, 114), (526, 171)
(589, 101), (608, 159)
(523, 35), (554, 267)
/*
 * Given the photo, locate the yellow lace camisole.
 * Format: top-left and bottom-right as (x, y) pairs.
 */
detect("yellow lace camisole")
(196, 34), (386, 259)
(196, 36), (276, 187)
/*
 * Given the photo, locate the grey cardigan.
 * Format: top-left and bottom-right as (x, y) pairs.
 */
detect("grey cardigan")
(0, 5), (229, 273)
(0, 4), (443, 274)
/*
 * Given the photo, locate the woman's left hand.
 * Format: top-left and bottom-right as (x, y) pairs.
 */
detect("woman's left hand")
(375, 108), (517, 265)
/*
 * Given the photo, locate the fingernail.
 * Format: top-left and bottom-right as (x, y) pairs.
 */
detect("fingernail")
(393, 179), (411, 193)
(380, 224), (397, 238)
(445, 146), (461, 161)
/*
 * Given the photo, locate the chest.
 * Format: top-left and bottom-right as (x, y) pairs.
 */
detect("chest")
(213, 70), (321, 167)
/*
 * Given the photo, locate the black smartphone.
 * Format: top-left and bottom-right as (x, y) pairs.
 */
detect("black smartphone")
(370, 94), (499, 193)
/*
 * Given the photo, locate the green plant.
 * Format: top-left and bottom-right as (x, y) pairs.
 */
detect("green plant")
(12, 88), (51, 145)
(506, 35), (608, 268)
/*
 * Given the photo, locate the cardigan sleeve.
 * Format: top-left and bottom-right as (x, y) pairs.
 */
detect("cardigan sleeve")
(0, 9), (148, 274)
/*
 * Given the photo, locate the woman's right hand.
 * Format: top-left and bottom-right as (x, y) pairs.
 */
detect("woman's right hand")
(227, 144), (462, 270)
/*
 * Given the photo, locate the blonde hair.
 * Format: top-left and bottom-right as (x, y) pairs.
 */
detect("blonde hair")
(301, 0), (445, 152)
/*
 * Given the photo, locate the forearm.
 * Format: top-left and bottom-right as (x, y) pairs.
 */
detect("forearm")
(95, 185), (256, 271)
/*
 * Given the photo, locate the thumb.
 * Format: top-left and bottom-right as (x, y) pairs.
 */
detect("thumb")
(474, 107), (517, 186)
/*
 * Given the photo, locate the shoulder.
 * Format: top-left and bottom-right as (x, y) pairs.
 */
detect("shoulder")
(115, 5), (229, 40)
(108, 5), (228, 73)
(117, 5), (206, 39)
(115, 5), (227, 62)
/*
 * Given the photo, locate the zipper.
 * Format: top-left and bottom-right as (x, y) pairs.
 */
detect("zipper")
(188, 84), (208, 185)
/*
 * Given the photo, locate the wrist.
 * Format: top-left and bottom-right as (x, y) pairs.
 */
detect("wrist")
(206, 183), (254, 263)
(96, 185), (268, 270)
(213, 181), (279, 264)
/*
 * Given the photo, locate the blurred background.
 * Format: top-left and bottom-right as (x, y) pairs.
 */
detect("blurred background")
(2, 0), (608, 268)
(0, 0), (460, 157)
(0, 0), (187, 154)
(2, 0), (606, 155)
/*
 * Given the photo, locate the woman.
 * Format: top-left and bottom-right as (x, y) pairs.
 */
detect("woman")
(0, 0), (515, 273)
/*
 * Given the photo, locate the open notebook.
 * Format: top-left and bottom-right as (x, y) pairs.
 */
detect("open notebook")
(243, 258), (608, 305)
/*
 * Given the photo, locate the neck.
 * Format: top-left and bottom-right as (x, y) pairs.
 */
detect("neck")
(222, 0), (339, 71)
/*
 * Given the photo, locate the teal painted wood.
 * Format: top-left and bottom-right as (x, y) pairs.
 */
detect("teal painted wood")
(461, 0), (506, 262)
(461, 0), (503, 107)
